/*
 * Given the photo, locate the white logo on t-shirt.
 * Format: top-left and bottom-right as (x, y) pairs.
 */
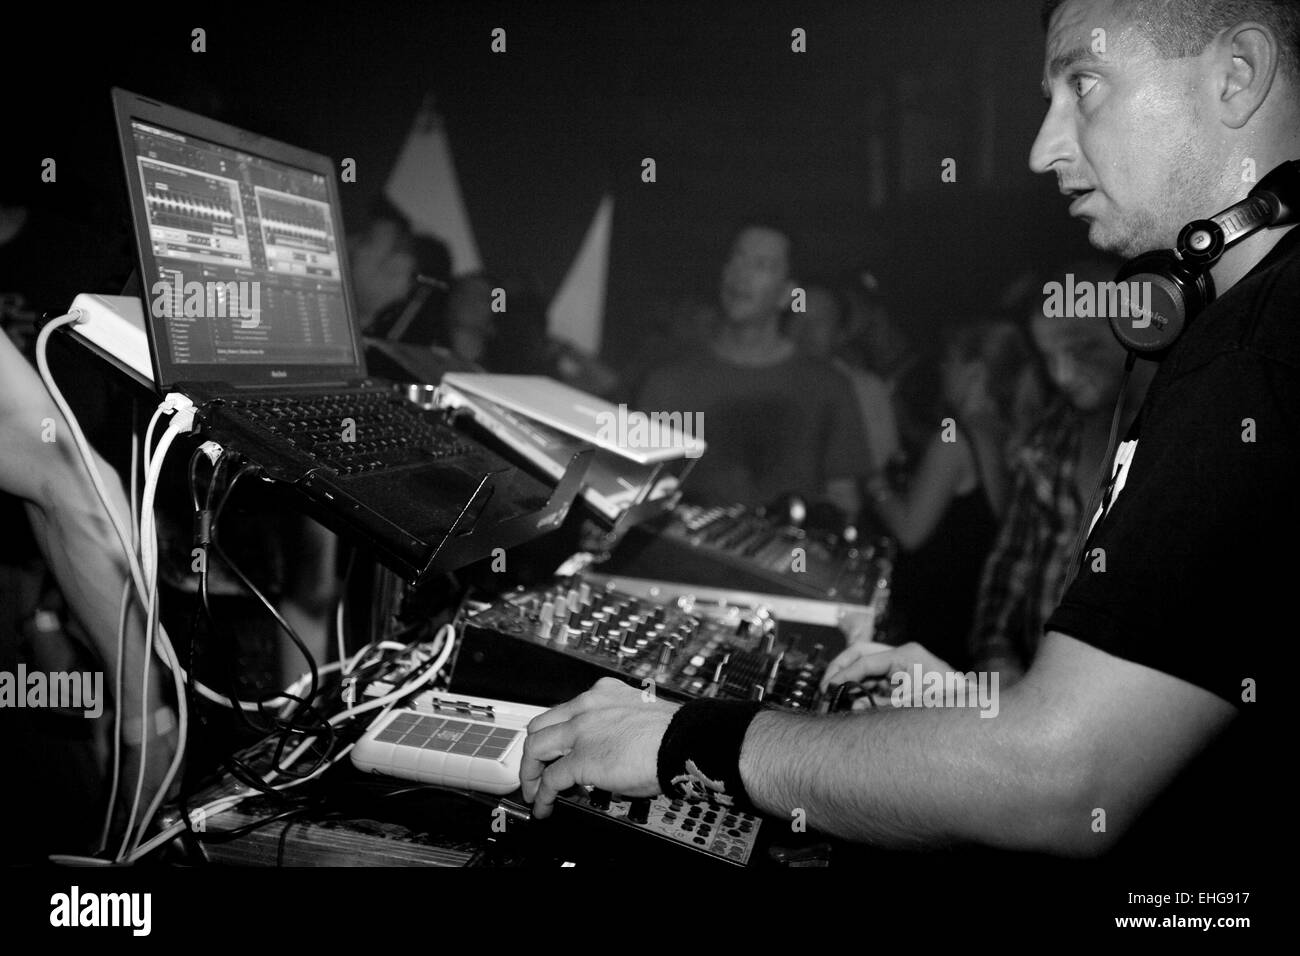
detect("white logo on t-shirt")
(1087, 438), (1139, 539)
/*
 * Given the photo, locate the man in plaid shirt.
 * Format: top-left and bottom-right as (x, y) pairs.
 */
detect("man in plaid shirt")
(968, 266), (1154, 683)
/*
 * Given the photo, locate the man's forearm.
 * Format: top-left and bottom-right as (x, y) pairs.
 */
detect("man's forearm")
(738, 693), (1084, 853)
(22, 439), (173, 739)
(24, 501), (171, 729)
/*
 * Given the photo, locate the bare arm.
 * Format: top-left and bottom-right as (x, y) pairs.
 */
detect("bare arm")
(522, 632), (1236, 857)
(966, 416), (1011, 518)
(742, 632), (1234, 854)
(869, 432), (971, 551)
(0, 333), (174, 804)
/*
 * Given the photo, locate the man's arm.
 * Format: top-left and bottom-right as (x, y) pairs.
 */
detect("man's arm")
(522, 632), (1235, 856)
(867, 432), (968, 551)
(742, 632), (1233, 854)
(0, 333), (175, 808)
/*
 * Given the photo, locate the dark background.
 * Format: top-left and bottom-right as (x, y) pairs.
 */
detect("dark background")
(3, 0), (1098, 372)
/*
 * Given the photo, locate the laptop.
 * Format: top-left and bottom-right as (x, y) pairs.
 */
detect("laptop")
(436, 374), (702, 530)
(441, 374), (705, 464)
(109, 88), (589, 584)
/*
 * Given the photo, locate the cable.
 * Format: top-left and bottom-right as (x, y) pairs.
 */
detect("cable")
(127, 624), (456, 864)
(95, 577), (133, 855)
(210, 465), (321, 712)
(101, 408), (143, 850)
(37, 316), (352, 858)
(274, 624), (453, 774)
(35, 313), (189, 861)
(35, 312), (450, 860)
(119, 411), (193, 860)
(204, 464), (338, 779)
(36, 313), (154, 637)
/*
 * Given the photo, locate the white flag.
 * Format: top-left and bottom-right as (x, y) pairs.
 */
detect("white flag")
(548, 193), (613, 354)
(384, 99), (482, 274)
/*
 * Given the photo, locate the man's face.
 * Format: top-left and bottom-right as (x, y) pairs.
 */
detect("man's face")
(1031, 312), (1127, 411)
(1029, 0), (1222, 257)
(719, 226), (792, 324)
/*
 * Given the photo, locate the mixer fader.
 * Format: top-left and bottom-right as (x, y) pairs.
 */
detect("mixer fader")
(449, 574), (846, 709)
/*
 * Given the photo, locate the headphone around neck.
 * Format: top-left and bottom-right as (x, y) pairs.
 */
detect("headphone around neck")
(1111, 158), (1300, 354)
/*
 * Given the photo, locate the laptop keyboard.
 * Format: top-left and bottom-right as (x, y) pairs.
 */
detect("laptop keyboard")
(228, 391), (474, 476)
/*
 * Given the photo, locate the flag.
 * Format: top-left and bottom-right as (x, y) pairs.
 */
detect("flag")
(384, 97), (482, 274)
(548, 193), (613, 354)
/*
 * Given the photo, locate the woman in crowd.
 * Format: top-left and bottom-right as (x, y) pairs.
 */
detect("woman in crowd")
(868, 320), (1036, 667)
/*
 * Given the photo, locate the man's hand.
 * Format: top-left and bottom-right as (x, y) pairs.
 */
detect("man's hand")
(820, 640), (956, 692)
(520, 677), (680, 819)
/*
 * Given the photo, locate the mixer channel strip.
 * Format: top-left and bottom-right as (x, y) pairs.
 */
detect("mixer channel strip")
(454, 577), (832, 709)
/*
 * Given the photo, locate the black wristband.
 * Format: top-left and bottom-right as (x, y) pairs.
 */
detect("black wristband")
(657, 699), (764, 809)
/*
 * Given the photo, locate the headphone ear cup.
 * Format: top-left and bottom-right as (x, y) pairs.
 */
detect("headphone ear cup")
(1110, 251), (1208, 354)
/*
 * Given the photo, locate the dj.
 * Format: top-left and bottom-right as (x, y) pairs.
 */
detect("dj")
(521, 0), (1297, 859)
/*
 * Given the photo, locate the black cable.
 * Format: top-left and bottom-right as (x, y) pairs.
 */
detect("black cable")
(210, 464), (321, 712)
(194, 458), (335, 790)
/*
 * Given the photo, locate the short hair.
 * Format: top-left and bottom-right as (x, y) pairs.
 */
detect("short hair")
(1042, 0), (1300, 82)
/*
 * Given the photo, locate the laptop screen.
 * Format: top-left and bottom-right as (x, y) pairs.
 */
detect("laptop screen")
(113, 89), (366, 390)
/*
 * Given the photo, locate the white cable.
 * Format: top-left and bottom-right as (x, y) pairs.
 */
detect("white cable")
(274, 625), (453, 775)
(33, 317), (194, 860)
(36, 313), (174, 860)
(275, 640), (406, 719)
(142, 404), (165, 480)
(48, 854), (114, 866)
(36, 312), (450, 859)
(336, 591), (347, 671)
(126, 625), (457, 863)
(35, 320), (294, 707)
(36, 312), (364, 858)
(36, 314), (154, 626)
(118, 415), (187, 859)
(96, 577), (132, 854)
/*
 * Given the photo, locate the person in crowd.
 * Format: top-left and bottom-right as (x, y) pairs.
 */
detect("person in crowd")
(967, 260), (1156, 684)
(787, 277), (903, 476)
(637, 222), (870, 522)
(867, 321), (1035, 666)
(348, 200), (419, 336)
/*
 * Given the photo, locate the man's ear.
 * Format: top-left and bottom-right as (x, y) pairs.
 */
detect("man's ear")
(1217, 21), (1281, 129)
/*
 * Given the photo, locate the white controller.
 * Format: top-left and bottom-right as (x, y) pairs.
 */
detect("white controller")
(351, 691), (546, 795)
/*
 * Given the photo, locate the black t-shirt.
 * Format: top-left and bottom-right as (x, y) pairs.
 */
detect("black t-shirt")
(637, 349), (870, 508)
(1044, 225), (1299, 863)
